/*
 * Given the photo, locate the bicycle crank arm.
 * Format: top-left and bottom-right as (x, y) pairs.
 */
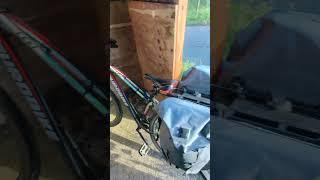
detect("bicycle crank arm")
(136, 128), (151, 156)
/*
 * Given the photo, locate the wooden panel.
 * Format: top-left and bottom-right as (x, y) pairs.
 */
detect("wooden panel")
(110, 1), (131, 25)
(110, 1), (143, 87)
(128, 0), (187, 89)
(173, 0), (188, 78)
(110, 26), (143, 86)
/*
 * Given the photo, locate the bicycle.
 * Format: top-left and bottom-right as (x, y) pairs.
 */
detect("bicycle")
(109, 40), (210, 156)
(0, 9), (106, 180)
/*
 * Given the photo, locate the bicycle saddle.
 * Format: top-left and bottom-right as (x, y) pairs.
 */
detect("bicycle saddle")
(144, 74), (178, 85)
(144, 74), (179, 94)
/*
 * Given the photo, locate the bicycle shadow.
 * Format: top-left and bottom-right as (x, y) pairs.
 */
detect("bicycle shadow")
(109, 141), (163, 180)
(109, 132), (204, 179)
(110, 132), (163, 161)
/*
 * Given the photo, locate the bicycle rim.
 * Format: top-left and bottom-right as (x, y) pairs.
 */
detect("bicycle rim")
(149, 115), (162, 152)
(110, 91), (122, 127)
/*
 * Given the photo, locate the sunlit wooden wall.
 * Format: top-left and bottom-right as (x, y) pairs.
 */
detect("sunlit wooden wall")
(128, 0), (188, 89)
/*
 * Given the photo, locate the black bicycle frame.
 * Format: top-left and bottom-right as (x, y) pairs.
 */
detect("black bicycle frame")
(110, 65), (156, 134)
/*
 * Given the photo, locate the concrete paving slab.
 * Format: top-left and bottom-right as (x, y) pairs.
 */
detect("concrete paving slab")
(110, 111), (206, 180)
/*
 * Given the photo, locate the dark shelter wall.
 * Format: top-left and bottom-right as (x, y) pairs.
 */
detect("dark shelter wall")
(0, 0), (106, 95)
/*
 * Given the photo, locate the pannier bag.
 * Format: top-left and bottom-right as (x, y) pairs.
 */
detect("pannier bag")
(157, 97), (210, 174)
(179, 65), (210, 96)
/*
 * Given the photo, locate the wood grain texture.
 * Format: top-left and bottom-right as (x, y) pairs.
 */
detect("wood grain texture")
(128, 0), (187, 89)
(110, 1), (143, 87)
(110, 0), (131, 25)
(173, 0), (188, 79)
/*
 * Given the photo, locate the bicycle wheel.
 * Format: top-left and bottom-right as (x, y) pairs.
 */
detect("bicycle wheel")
(0, 89), (39, 180)
(109, 90), (122, 127)
(149, 115), (162, 152)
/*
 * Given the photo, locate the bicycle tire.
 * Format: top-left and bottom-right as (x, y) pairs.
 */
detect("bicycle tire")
(149, 115), (162, 152)
(0, 88), (39, 180)
(110, 90), (122, 127)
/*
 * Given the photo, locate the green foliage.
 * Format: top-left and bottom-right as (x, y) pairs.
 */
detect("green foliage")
(186, 0), (210, 25)
(182, 59), (195, 72)
(180, 59), (195, 78)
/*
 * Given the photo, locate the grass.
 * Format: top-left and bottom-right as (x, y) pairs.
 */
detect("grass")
(180, 59), (195, 78)
(223, 0), (272, 58)
(182, 59), (195, 72)
(186, 0), (210, 25)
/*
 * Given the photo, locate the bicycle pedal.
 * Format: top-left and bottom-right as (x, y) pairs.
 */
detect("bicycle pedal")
(139, 143), (150, 156)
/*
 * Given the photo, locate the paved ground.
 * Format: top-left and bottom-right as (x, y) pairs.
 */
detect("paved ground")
(183, 25), (210, 65)
(110, 109), (206, 180)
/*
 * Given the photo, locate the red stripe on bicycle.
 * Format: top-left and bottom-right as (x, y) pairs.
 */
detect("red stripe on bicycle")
(5, 13), (68, 58)
(110, 73), (124, 94)
(0, 35), (44, 111)
(4, 14), (82, 80)
(110, 65), (128, 78)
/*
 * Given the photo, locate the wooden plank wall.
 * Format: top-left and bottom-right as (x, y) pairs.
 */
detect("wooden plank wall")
(173, 0), (188, 78)
(110, 1), (143, 87)
(128, 0), (188, 89)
